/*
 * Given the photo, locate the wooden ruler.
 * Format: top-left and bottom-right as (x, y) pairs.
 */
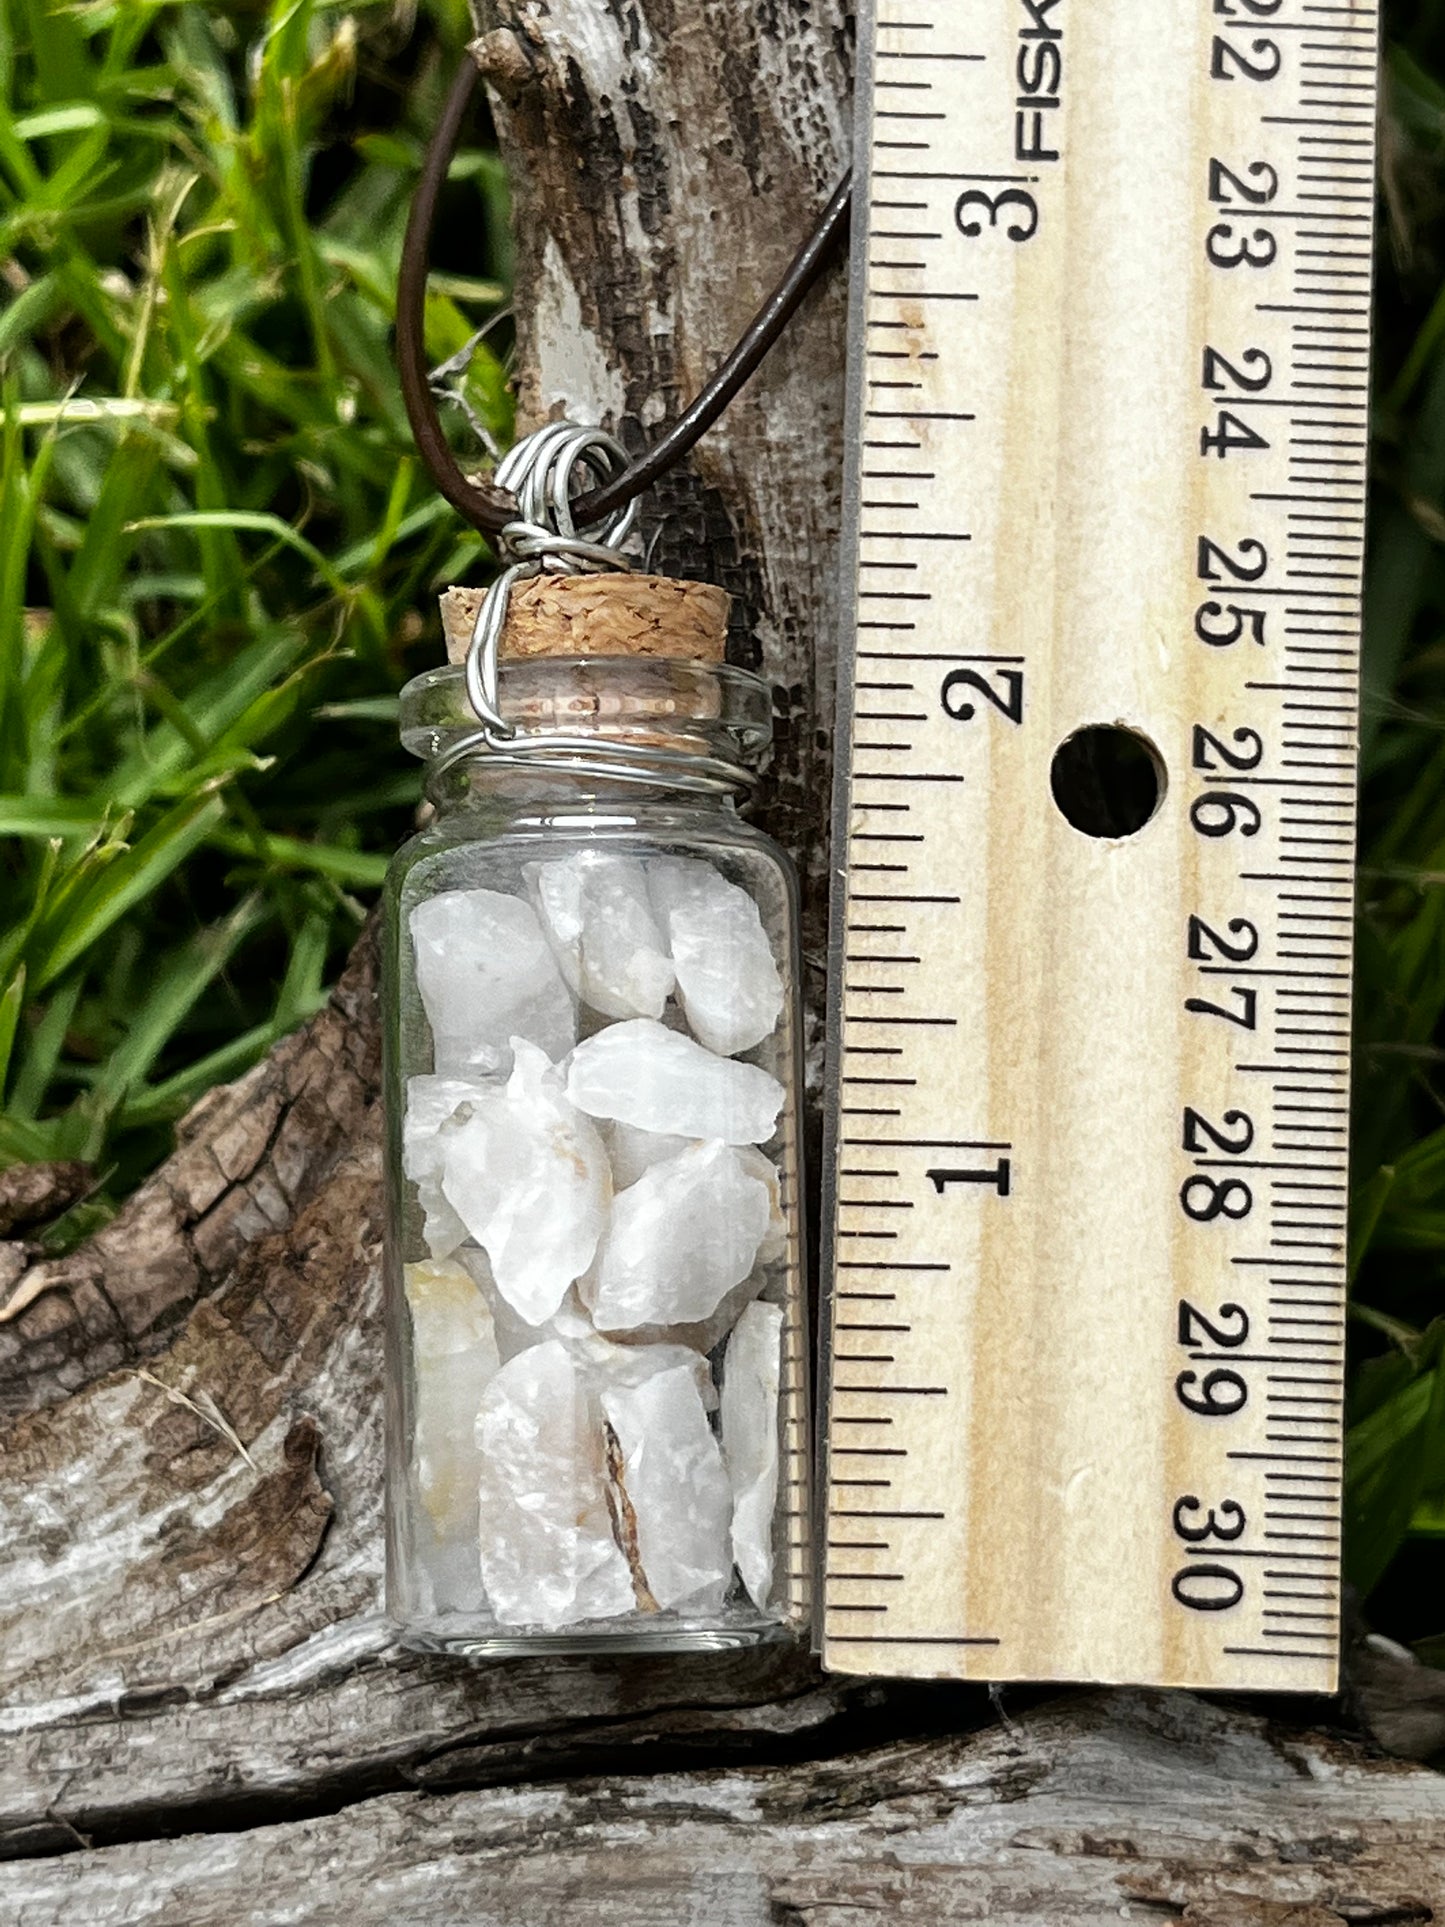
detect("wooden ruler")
(819, 0), (1377, 1689)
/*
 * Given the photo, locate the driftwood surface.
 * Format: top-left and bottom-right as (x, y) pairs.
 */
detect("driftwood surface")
(0, 1), (1441, 1918)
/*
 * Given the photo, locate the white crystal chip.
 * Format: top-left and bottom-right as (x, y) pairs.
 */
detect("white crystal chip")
(410, 888), (574, 1076)
(441, 1040), (610, 1326)
(566, 1019), (784, 1145)
(475, 1339), (635, 1630)
(402, 1074), (489, 1260)
(589, 1336), (719, 1413)
(529, 851), (675, 1021)
(605, 1120), (692, 1191)
(739, 1147), (789, 1266)
(585, 1141), (772, 1332)
(403, 1258), (501, 1611)
(458, 1251), (593, 1363)
(648, 857), (783, 1055)
(721, 1299), (784, 1610)
(600, 1360), (733, 1612)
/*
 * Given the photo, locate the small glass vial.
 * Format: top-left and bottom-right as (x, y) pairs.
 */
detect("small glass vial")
(383, 579), (811, 1654)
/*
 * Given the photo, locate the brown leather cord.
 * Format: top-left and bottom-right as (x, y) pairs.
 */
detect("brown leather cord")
(395, 56), (852, 540)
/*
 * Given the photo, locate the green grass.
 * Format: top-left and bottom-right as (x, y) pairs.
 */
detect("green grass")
(1347, 0), (1445, 1637)
(0, 0), (511, 1229)
(3, 0), (1445, 1650)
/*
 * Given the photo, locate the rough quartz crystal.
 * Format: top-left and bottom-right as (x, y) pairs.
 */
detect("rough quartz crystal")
(529, 851), (675, 1021)
(648, 857), (783, 1055)
(615, 1150), (782, 1361)
(455, 1250), (587, 1361)
(403, 1074), (490, 1259)
(720, 1299), (784, 1610)
(475, 1340), (635, 1630)
(605, 1120), (692, 1190)
(403, 1258), (500, 1611)
(739, 1147), (788, 1266)
(585, 1141), (772, 1332)
(441, 1040), (610, 1325)
(566, 1019), (784, 1145)
(600, 1360), (733, 1612)
(589, 1336), (719, 1412)
(399, 859), (799, 1635)
(410, 888), (574, 1076)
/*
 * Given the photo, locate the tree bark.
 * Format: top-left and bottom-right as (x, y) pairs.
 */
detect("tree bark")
(473, 0), (852, 989)
(0, 3), (1439, 1918)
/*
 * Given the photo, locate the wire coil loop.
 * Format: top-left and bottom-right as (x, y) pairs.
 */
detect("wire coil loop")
(436, 421), (756, 797)
(465, 421), (637, 736)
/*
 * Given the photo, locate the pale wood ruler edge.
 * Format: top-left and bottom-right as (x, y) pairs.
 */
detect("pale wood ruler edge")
(818, 0), (1378, 1689)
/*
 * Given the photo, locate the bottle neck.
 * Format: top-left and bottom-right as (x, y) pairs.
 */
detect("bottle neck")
(422, 754), (748, 820)
(402, 656), (771, 818)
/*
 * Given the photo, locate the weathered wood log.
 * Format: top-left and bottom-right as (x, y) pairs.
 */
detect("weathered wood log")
(5, 1692), (1444, 1922)
(0, 2), (1438, 1917)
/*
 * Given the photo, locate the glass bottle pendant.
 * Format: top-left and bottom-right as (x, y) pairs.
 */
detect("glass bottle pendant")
(382, 570), (812, 1653)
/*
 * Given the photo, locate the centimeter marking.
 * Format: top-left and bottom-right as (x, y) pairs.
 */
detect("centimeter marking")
(818, 0), (1376, 1689)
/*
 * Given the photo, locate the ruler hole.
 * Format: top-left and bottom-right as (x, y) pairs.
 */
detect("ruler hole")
(1050, 725), (1166, 840)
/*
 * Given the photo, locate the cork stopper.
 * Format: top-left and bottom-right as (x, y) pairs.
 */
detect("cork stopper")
(440, 573), (729, 667)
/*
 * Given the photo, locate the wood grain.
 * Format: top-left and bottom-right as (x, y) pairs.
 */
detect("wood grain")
(5, 1692), (1442, 1923)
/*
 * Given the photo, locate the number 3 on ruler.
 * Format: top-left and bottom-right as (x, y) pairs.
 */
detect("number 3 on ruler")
(941, 667), (1025, 725)
(954, 188), (1039, 243)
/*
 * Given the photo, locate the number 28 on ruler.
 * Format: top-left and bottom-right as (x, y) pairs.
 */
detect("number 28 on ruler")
(820, 0), (1374, 1687)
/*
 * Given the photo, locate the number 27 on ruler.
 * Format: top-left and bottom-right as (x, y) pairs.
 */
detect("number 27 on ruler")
(819, 0), (1375, 1688)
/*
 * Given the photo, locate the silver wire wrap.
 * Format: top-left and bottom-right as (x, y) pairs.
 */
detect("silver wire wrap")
(465, 420), (638, 736)
(443, 419), (755, 797)
(428, 729), (757, 796)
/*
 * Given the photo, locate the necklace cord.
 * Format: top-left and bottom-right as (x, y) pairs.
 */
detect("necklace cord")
(395, 56), (852, 540)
